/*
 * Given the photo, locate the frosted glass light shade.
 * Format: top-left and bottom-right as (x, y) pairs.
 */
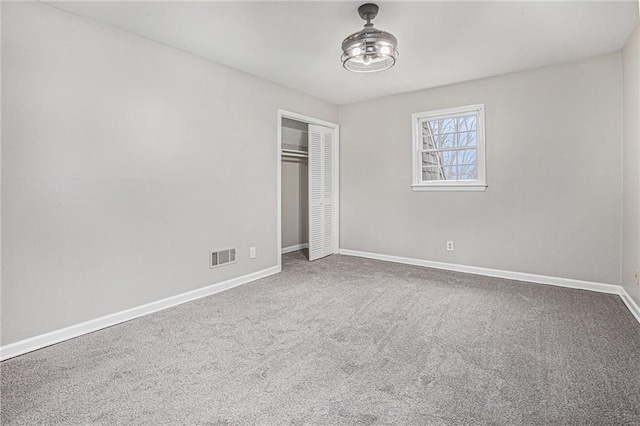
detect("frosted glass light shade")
(341, 4), (398, 73)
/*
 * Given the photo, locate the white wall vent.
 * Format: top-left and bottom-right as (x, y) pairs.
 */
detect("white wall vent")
(210, 248), (236, 269)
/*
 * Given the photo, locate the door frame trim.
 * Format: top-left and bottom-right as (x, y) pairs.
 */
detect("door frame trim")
(277, 110), (340, 270)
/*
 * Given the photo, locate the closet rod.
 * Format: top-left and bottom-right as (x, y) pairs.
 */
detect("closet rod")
(282, 149), (308, 158)
(282, 148), (308, 155)
(282, 152), (308, 159)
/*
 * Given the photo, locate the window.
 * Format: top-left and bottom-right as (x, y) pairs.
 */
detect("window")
(412, 104), (486, 191)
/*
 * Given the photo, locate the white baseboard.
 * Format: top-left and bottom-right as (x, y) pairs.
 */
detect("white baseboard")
(620, 288), (640, 323)
(282, 243), (308, 254)
(0, 265), (280, 361)
(339, 249), (639, 324)
(339, 249), (620, 294)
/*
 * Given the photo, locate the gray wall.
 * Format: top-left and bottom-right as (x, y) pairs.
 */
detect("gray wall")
(1, 3), (337, 345)
(339, 53), (623, 285)
(281, 119), (308, 249)
(622, 24), (640, 305)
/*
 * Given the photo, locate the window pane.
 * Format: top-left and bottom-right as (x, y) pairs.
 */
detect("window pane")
(457, 131), (477, 147)
(442, 118), (457, 134)
(422, 151), (444, 166)
(457, 115), (477, 131)
(422, 132), (436, 150)
(422, 121), (439, 150)
(441, 150), (456, 166)
(434, 133), (455, 149)
(441, 166), (457, 180)
(457, 149), (477, 165)
(429, 117), (456, 135)
(457, 163), (478, 180)
(422, 166), (444, 181)
(428, 121), (438, 135)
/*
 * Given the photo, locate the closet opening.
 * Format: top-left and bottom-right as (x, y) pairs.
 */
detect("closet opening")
(281, 118), (309, 259)
(277, 110), (339, 271)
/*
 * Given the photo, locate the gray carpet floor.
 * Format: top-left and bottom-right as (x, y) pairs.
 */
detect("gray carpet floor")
(2, 251), (640, 425)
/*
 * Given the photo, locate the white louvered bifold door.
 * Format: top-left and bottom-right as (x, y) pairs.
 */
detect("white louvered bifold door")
(308, 125), (334, 261)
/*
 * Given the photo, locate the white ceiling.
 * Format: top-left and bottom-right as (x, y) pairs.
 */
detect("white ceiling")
(46, 1), (638, 105)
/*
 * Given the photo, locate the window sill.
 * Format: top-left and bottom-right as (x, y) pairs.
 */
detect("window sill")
(411, 184), (487, 192)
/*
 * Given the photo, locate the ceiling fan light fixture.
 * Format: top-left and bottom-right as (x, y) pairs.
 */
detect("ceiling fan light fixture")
(341, 3), (398, 73)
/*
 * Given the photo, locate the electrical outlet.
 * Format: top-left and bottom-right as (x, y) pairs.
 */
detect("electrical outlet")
(250, 246), (256, 259)
(446, 241), (454, 252)
(635, 269), (639, 285)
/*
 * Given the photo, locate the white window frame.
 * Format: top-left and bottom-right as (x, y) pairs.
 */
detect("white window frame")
(411, 104), (487, 192)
